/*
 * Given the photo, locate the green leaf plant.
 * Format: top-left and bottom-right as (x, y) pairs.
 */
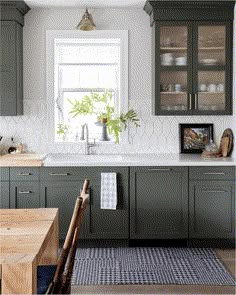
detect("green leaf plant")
(68, 90), (140, 143)
(56, 123), (69, 135)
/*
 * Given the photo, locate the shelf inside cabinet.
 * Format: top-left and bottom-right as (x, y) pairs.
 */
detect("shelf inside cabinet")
(160, 65), (188, 71)
(199, 47), (225, 51)
(198, 65), (225, 71)
(160, 47), (187, 51)
(160, 92), (186, 95)
(198, 92), (224, 94)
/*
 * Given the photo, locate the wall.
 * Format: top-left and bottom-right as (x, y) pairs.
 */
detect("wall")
(0, 7), (235, 155)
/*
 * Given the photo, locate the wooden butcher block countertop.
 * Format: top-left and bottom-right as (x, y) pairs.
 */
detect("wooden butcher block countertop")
(0, 154), (46, 167)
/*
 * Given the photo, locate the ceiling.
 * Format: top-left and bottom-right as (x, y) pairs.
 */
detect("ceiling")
(24, 0), (146, 8)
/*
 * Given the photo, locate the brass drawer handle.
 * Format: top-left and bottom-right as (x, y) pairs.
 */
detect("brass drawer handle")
(202, 190), (226, 193)
(195, 94), (198, 109)
(49, 173), (70, 176)
(19, 191), (32, 194)
(189, 93), (192, 110)
(148, 168), (172, 171)
(18, 173), (32, 176)
(203, 172), (225, 175)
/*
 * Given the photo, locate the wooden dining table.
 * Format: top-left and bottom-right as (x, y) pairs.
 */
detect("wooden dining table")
(0, 208), (59, 294)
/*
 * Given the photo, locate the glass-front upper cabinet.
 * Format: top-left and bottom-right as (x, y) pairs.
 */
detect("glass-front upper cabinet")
(155, 22), (232, 115)
(145, 0), (234, 116)
(194, 24), (230, 114)
(159, 24), (190, 113)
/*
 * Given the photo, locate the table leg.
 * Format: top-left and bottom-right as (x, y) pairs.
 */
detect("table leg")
(2, 258), (37, 294)
(39, 212), (59, 265)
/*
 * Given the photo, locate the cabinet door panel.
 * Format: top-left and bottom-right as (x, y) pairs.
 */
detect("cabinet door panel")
(41, 181), (82, 240)
(10, 182), (40, 209)
(0, 182), (10, 208)
(84, 183), (129, 239)
(189, 181), (235, 238)
(130, 167), (188, 239)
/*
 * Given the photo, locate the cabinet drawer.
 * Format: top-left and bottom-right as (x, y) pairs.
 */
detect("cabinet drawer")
(10, 167), (40, 181)
(10, 182), (40, 208)
(0, 168), (9, 181)
(189, 166), (235, 181)
(41, 167), (129, 183)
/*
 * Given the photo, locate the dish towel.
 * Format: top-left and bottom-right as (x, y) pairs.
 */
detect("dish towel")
(101, 173), (117, 210)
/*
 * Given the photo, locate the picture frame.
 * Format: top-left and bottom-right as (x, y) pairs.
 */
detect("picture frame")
(179, 123), (214, 153)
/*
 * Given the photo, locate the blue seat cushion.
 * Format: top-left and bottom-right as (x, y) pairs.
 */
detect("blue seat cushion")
(37, 265), (57, 295)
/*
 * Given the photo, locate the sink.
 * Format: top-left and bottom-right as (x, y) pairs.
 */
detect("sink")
(44, 153), (125, 166)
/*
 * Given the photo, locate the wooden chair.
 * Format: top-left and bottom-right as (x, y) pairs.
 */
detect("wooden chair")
(37, 179), (90, 294)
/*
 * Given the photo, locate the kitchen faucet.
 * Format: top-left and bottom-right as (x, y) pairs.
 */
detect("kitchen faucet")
(80, 123), (95, 155)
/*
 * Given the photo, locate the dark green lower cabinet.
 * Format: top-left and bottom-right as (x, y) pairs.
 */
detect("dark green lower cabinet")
(0, 168), (10, 208)
(0, 182), (10, 208)
(10, 182), (40, 209)
(189, 181), (235, 239)
(130, 167), (188, 239)
(41, 181), (82, 239)
(83, 182), (129, 240)
(40, 167), (129, 240)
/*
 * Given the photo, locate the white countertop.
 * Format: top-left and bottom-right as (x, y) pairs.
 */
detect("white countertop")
(43, 153), (236, 167)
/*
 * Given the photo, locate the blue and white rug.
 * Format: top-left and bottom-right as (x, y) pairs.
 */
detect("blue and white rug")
(71, 247), (235, 286)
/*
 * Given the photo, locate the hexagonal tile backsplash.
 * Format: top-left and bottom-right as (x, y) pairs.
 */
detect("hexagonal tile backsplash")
(0, 7), (235, 156)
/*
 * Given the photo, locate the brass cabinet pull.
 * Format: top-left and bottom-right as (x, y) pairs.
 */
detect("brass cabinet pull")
(49, 173), (70, 176)
(19, 191), (32, 194)
(189, 93), (192, 110)
(202, 190), (226, 193)
(148, 168), (172, 171)
(18, 173), (31, 176)
(195, 94), (198, 109)
(203, 172), (225, 175)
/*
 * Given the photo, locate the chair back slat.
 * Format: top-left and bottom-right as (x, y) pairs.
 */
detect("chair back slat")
(47, 179), (90, 294)
(61, 194), (90, 293)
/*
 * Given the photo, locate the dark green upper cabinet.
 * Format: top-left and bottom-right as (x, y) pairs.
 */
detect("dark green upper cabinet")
(144, 1), (235, 116)
(0, 1), (30, 116)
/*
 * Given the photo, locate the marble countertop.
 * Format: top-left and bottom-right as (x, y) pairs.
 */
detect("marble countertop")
(0, 153), (235, 167)
(43, 153), (236, 167)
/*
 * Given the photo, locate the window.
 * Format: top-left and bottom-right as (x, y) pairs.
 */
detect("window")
(47, 31), (128, 144)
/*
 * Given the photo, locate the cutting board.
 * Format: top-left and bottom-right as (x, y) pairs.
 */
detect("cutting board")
(0, 154), (46, 167)
(219, 128), (234, 157)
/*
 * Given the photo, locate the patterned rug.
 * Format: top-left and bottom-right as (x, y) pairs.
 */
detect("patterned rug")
(71, 247), (235, 286)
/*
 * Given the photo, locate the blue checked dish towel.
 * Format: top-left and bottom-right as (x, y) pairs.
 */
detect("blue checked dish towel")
(101, 173), (117, 210)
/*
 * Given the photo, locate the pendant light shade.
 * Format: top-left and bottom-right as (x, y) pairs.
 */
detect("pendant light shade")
(77, 8), (96, 31)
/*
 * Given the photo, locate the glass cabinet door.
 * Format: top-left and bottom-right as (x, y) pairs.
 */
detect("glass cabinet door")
(195, 25), (227, 113)
(158, 25), (190, 113)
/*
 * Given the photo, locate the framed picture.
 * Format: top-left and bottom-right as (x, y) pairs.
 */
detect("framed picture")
(179, 123), (214, 153)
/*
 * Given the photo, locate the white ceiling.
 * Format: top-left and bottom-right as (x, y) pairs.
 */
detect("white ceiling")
(24, 0), (146, 8)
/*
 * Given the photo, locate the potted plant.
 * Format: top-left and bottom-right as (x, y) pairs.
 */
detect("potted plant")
(56, 123), (69, 141)
(68, 90), (140, 143)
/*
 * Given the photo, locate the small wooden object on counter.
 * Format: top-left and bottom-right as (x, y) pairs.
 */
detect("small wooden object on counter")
(0, 153), (45, 167)
(201, 128), (234, 158)
(219, 128), (233, 157)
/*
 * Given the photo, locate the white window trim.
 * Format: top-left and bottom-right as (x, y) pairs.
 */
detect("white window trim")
(46, 30), (129, 150)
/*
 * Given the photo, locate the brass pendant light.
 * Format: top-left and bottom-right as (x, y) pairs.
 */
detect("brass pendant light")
(77, 8), (96, 31)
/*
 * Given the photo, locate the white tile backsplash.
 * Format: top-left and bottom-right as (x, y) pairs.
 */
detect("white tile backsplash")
(0, 7), (235, 156)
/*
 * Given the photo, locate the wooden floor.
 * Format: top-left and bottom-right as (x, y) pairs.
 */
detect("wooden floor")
(71, 248), (235, 294)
